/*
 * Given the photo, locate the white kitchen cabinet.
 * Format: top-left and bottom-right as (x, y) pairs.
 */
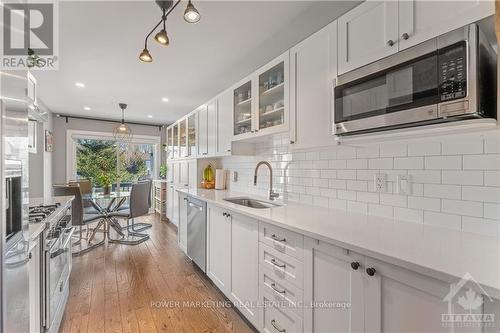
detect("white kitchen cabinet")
(166, 182), (175, 222)
(187, 159), (197, 189)
(217, 88), (233, 155)
(166, 126), (174, 160)
(187, 112), (196, 157)
(179, 161), (189, 187)
(230, 211), (260, 328)
(207, 99), (217, 156)
(29, 236), (41, 333)
(338, 1), (398, 75)
(303, 237), (365, 333)
(207, 204), (231, 295)
(363, 256), (481, 333)
(178, 192), (188, 253)
(197, 105), (208, 156)
(398, 0), (494, 51)
(290, 21), (337, 150)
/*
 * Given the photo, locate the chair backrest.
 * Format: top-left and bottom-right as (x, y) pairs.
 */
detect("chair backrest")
(68, 179), (92, 195)
(53, 185), (83, 226)
(129, 180), (151, 218)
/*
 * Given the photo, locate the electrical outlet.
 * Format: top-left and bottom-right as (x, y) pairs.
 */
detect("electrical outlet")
(374, 173), (387, 192)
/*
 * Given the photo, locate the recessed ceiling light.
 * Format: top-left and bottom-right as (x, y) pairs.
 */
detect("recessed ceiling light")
(83, 106), (91, 111)
(161, 97), (169, 102)
(147, 115), (153, 118)
(75, 82), (85, 88)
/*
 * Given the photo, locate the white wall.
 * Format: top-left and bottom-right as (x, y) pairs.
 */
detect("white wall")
(28, 112), (54, 199)
(52, 116), (166, 184)
(221, 129), (500, 238)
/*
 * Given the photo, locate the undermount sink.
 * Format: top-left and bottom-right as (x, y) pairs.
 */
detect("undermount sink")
(223, 197), (282, 209)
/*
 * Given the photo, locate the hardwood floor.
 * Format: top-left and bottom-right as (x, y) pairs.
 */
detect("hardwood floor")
(59, 214), (255, 333)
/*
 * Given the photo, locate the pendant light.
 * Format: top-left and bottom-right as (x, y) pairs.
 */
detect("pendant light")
(139, 0), (200, 63)
(113, 103), (133, 143)
(184, 0), (200, 23)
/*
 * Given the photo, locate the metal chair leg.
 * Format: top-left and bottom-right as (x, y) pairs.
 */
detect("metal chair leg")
(72, 221), (105, 256)
(108, 218), (149, 245)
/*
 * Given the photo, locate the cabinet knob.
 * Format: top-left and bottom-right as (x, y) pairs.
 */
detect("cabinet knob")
(29, 252), (32, 260)
(366, 267), (376, 276)
(227, 213), (231, 218)
(222, 212), (227, 217)
(401, 32), (410, 40)
(227, 149), (231, 152)
(387, 39), (394, 47)
(290, 140), (295, 144)
(350, 262), (360, 270)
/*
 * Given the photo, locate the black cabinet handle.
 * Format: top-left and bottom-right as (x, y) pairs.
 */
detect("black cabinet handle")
(270, 258), (286, 268)
(271, 282), (286, 294)
(271, 319), (286, 332)
(222, 212), (227, 217)
(351, 262), (360, 270)
(271, 234), (286, 243)
(366, 267), (376, 276)
(227, 213), (231, 218)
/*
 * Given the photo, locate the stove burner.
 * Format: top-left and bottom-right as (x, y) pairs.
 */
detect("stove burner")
(29, 203), (60, 223)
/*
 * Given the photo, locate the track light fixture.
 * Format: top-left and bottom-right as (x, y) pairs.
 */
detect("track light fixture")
(139, 0), (200, 63)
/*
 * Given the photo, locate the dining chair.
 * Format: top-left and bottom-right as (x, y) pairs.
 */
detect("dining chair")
(116, 180), (153, 232)
(68, 179), (93, 208)
(53, 185), (106, 255)
(109, 181), (151, 245)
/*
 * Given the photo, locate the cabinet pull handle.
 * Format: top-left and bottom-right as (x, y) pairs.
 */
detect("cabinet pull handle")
(290, 140), (295, 144)
(387, 39), (394, 47)
(227, 149), (231, 152)
(401, 32), (409, 40)
(270, 258), (286, 269)
(223, 212), (227, 217)
(366, 267), (376, 276)
(271, 282), (286, 294)
(351, 262), (360, 270)
(271, 234), (286, 243)
(271, 319), (286, 332)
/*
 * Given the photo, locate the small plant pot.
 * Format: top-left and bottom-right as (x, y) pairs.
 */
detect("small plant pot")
(103, 186), (111, 195)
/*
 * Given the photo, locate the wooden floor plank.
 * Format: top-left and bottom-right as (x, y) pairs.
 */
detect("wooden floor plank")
(61, 214), (254, 333)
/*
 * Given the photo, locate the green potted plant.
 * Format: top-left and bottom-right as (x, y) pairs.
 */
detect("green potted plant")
(159, 164), (168, 179)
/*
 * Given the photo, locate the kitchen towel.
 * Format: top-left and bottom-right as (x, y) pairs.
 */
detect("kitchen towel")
(215, 169), (226, 190)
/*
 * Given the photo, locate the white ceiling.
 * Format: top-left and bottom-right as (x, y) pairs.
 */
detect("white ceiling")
(34, 1), (359, 124)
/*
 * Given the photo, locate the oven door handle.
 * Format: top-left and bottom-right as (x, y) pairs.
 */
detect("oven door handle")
(49, 227), (75, 259)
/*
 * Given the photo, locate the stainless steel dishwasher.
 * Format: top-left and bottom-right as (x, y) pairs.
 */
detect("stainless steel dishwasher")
(187, 196), (207, 272)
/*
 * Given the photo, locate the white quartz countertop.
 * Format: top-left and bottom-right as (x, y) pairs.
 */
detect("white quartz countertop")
(28, 223), (45, 242)
(178, 188), (500, 298)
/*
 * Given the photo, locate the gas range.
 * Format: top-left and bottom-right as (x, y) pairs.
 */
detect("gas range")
(29, 203), (60, 224)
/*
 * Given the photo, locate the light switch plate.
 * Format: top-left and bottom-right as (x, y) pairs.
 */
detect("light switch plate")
(397, 175), (411, 195)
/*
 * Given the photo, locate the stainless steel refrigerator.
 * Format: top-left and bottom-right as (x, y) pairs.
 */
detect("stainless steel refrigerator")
(1, 70), (31, 333)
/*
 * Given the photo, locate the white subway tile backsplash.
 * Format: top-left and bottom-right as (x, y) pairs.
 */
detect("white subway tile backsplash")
(442, 171), (483, 186)
(424, 211), (462, 231)
(380, 142), (407, 157)
(484, 203), (500, 220)
(441, 199), (483, 217)
(408, 140), (441, 156)
(369, 158), (393, 169)
(222, 130), (500, 236)
(462, 216), (500, 237)
(394, 157), (424, 170)
(485, 171), (500, 186)
(347, 201), (368, 214)
(424, 184), (461, 200)
(408, 196), (441, 212)
(394, 207), (423, 223)
(463, 154), (500, 170)
(462, 186), (500, 203)
(425, 156), (462, 170)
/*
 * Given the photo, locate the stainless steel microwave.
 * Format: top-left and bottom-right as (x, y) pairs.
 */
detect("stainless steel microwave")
(333, 23), (497, 136)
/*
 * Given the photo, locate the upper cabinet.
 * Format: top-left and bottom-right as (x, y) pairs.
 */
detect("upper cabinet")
(338, 0), (494, 75)
(197, 99), (217, 158)
(398, 0), (494, 51)
(187, 113), (196, 157)
(290, 21), (338, 150)
(232, 52), (290, 140)
(338, 1), (399, 75)
(217, 88), (233, 156)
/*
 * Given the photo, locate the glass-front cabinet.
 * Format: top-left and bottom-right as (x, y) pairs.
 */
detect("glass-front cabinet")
(233, 80), (252, 136)
(187, 113), (196, 157)
(231, 51), (289, 139)
(258, 61), (286, 131)
(173, 123), (179, 159)
(167, 126), (173, 160)
(179, 119), (187, 158)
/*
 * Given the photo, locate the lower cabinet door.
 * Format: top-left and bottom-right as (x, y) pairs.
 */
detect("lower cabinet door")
(207, 205), (231, 294)
(166, 184), (174, 221)
(363, 257), (479, 333)
(178, 193), (187, 253)
(230, 212), (260, 327)
(303, 237), (365, 333)
(262, 292), (303, 333)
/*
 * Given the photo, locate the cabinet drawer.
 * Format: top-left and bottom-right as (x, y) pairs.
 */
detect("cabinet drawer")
(260, 243), (303, 290)
(259, 223), (303, 260)
(261, 265), (303, 318)
(263, 293), (303, 333)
